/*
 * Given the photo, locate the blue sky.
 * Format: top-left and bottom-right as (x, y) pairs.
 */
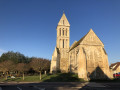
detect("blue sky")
(0, 0), (120, 64)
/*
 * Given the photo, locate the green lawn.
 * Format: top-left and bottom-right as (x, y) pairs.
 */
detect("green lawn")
(0, 73), (85, 82)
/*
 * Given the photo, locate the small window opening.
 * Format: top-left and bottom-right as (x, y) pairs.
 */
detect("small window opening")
(66, 29), (67, 36)
(63, 39), (64, 48)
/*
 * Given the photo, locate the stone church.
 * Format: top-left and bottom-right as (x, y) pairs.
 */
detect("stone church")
(50, 13), (111, 80)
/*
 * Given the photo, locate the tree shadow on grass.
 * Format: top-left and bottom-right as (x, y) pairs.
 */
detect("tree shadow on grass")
(4, 77), (21, 82)
(42, 73), (85, 82)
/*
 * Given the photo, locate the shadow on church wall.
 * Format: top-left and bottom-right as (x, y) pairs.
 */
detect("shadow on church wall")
(51, 66), (110, 81)
(88, 66), (110, 81)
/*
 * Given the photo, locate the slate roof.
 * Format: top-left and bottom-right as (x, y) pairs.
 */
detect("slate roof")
(69, 29), (93, 51)
(110, 62), (120, 70)
(69, 35), (86, 51)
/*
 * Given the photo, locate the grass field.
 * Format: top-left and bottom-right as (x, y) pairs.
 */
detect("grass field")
(0, 73), (85, 82)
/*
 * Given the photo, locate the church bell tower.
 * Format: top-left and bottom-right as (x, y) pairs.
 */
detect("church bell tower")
(56, 12), (70, 72)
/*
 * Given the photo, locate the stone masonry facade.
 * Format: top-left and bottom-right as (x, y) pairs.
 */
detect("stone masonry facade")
(50, 13), (111, 80)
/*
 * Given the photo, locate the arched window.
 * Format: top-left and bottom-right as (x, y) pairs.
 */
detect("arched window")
(59, 28), (61, 36)
(63, 20), (64, 25)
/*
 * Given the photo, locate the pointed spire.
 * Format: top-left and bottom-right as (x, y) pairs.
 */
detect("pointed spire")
(87, 28), (95, 34)
(58, 12), (70, 26)
(63, 10), (64, 14)
(89, 28), (94, 32)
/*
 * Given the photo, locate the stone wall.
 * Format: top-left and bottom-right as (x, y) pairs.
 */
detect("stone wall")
(59, 49), (69, 72)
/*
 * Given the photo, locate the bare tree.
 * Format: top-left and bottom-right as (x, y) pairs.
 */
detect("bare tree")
(0, 60), (15, 80)
(30, 58), (50, 80)
(16, 63), (29, 80)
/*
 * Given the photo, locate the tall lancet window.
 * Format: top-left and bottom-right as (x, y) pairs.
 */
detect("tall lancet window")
(63, 28), (64, 36)
(59, 28), (61, 36)
(63, 39), (64, 48)
(66, 28), (67, 36)
(63, 20), (64, 25)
